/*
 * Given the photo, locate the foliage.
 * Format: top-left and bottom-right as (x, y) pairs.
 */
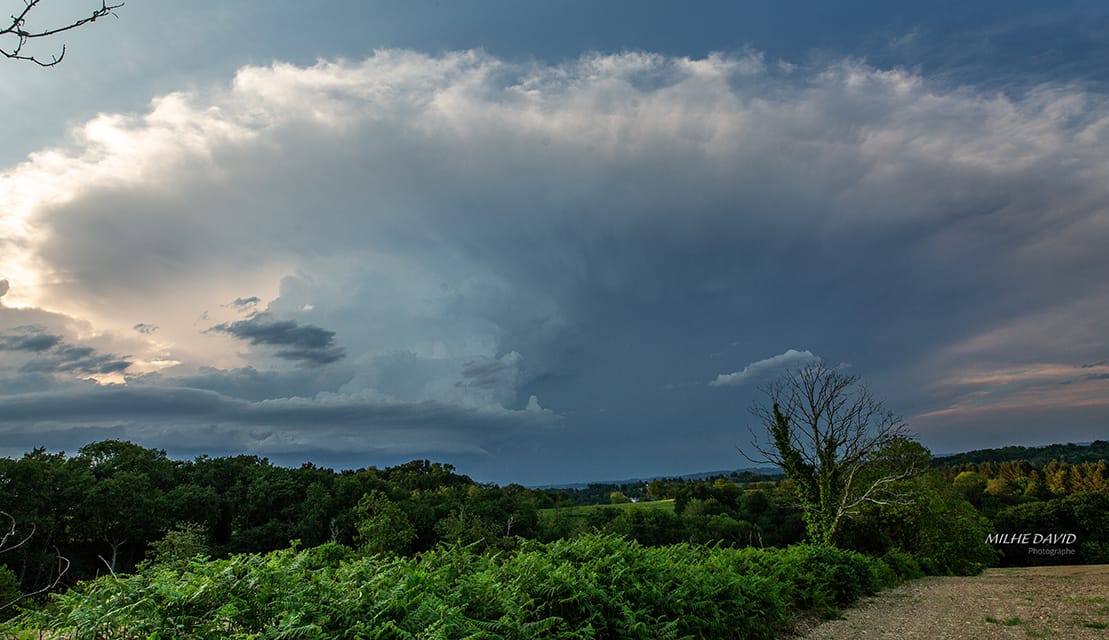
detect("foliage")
(354, 490), (417, 556)
(993, 492), (1109, 564)
(934, 440), (1109, 467)
(537, 495), (804, 549)
(143, 523), (211, 569)
(433, 509), (508, 552)
(0, 434), (1103, 612)
(726, 544), (892, 615)
(546, 470), (782, 507)
(858, 472), (997, 575)
(0, 564), (20, 620)
(0, 441), (542, 592)
(4, 535), (910, 640)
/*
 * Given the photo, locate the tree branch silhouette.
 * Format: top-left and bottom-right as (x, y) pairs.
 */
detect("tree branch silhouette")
(2, 0), (123, 67)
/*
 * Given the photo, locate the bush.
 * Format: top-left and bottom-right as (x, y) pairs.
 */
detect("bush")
(854, 473), (995, 575)
(0, 565), (20, 621)
(732, 544), (886, 613)
(5, 536), (910, 639)
(143, 522), (211, 568)
(880, 548), (924, 582)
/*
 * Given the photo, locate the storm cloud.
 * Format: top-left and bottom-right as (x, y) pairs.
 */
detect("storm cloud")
(20, 345), (132, 376)
(0, 327), (63, 353)
(208, 313), (345, 366)
(0, 326), (131, 377)
(2, 46), (1108, 482)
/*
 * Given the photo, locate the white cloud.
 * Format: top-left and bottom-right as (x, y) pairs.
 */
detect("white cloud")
(709, 349), (820, 387)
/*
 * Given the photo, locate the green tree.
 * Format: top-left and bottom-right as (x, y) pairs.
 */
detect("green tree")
(433, 509), (503, 550)
(353, 490), (416, 556)
(0, 449), (89, 590)
(609, 491), (630, 504)
(867, 472), (995, 574)
(76, 442), (177, 573)
(0, 564), (19, 620)
(747, 361), (924, 545)
(144, 522), (211, 568)
(0, 510), (70, 617)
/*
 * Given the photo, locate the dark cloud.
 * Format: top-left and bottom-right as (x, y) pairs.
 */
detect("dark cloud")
(0, 383), (556, 464)
(170, 365), (353, 402)
(20, 344), (132, 376)
(0, 327), (63, 353)
(231, 296), (261, 308)
(460, 358), (514, 390)
(133, 323), (159, 334)
(208, 313), (345, 366)
(0, 326), (131, 376)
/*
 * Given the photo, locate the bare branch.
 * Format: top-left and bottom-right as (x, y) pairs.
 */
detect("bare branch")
(0, 545), (69, 611)
(1, 0), (124, 67)
(0, 511), (35, 555)
(96, 554), (117, 578)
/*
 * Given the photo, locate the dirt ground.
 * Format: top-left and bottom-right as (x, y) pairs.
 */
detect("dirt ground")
(796, 564), (1109, 639)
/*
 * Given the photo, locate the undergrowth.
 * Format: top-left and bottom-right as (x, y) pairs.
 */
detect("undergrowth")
(4, 535), (905, 640)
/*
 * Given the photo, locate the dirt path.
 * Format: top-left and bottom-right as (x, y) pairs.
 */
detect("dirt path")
(798, 564), (1109, 639)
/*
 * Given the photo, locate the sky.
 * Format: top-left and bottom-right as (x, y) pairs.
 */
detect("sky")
(1, 1), (1108, 485)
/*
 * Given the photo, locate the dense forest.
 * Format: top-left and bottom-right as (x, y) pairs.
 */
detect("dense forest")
(933, 440), (1109, 466)
(1, 439), (1106, 636)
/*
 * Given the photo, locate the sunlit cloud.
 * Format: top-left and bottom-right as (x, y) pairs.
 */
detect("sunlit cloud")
(709, 349), (820, 387)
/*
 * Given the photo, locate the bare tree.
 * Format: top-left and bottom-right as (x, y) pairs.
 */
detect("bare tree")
(2, 0), (123, 67)
(0, 511), (69, 612)
(746, 360), (926, 545)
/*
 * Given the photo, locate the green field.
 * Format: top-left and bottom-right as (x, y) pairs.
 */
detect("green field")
(538, 498), (675, 527)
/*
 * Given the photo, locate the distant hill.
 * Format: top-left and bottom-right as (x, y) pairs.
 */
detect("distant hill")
(539, 467), (782, 490)
(542, 441), (1109, 492)
(932, 440), (1109, 467)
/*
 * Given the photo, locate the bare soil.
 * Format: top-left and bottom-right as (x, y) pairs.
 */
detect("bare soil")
(795, 564), (1109, 639)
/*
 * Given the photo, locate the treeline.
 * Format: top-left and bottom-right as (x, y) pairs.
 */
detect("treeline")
(540, 479), (807, 549)
(546, 469), (782, 505)
(939, 459), (1109, 497)
(548, 469), (997, 576)
(933, 440), (1109, 467)
(541, 442), (1109, 570)
(0, 440), (799, 604)
(934, 452), (1109, 566)
(0, 440), (549, 601)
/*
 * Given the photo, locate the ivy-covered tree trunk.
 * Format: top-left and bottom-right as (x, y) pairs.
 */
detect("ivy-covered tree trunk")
(771, 402), (843, 545)
(750, 361), (924, 547)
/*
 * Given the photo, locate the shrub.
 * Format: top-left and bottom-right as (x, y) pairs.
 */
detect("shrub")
(0, 565), (21, 621)
(880, 548), (924, 582)
(143, 522), (211, 568)
(6, 535), (906, 639)
(723, 544), (886, 616)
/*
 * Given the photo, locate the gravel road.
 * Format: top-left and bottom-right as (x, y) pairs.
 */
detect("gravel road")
(797, 564), (1109, 639)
